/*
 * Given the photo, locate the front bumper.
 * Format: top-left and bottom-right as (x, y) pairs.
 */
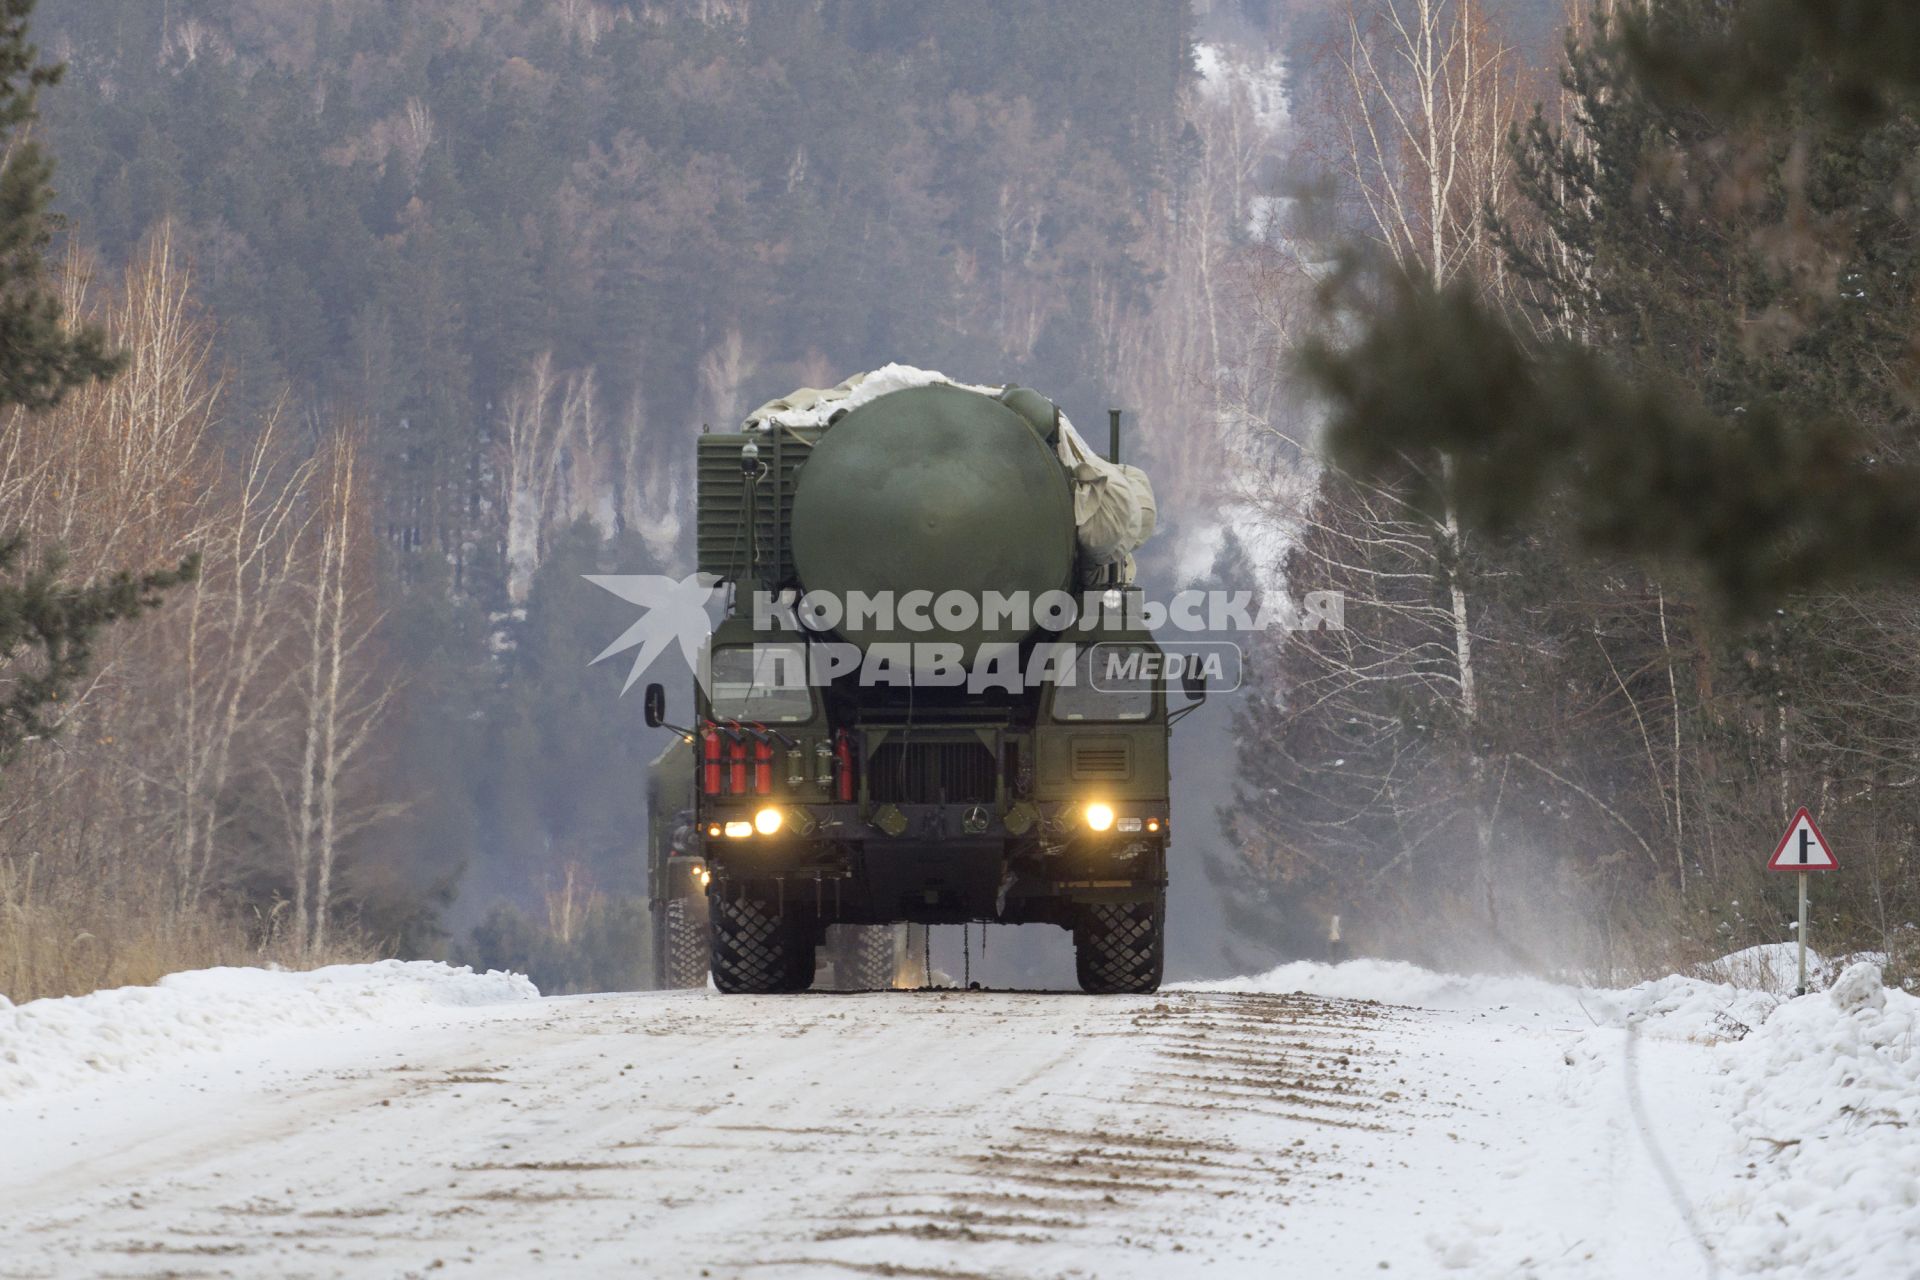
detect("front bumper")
(698, 800), (1167, 847)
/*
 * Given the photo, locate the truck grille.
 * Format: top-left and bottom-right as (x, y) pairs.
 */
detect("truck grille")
(868, 740), (996, 804)
(1071, 741), (1132, 780)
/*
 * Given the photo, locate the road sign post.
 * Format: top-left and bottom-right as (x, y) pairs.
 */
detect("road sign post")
(1796, 871), (1808, 995)
(1766, 807), (1837, 996)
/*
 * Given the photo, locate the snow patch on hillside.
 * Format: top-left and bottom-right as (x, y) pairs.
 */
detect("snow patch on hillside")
(1193, 41), (1289, 134)
(0, 960), (537, 1099)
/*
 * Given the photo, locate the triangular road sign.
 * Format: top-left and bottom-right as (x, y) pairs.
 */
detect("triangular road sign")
(1767, 807), (1837, 871)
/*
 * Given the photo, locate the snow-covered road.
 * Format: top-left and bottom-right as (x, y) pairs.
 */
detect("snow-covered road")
(2, 959), (1913, 1279)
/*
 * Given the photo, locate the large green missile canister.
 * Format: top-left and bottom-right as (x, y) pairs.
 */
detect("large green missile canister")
(788, 384), (1075, 656)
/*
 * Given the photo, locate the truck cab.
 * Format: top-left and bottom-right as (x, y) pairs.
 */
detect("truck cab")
(654, 606), (1182, 993)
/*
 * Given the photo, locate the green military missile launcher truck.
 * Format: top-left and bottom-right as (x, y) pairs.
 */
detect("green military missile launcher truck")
(644, 369), (1198, 994)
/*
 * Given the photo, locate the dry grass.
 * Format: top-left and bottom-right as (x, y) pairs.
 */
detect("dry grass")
(0, 857), (378, 1005)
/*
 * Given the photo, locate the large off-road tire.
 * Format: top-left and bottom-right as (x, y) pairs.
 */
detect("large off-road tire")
(828, 924), (896, 991)
(663, 896), (708, 989)
(784, 927), (820, 993)
(1073, 896), (1165, 994)
(710, 893), (807, 994)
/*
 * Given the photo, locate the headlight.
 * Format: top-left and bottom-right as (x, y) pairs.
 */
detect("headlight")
(1085, 802), (1115, 832)
(753, 806), (783, 835)
(723, 820), (753, 838)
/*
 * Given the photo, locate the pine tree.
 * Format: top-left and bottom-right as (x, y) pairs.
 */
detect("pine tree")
(1301, 0), (1920, 609)
(0, 0), (117, 405)
(0, 537), (192, 765)
(0, 0), (193, 770)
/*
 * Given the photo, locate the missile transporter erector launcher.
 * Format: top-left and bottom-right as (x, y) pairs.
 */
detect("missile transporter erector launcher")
(644, 367), (1199, 994)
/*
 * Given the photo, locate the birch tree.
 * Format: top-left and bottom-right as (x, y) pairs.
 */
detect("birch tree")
(1326, 0), (1521, 899)
(499, 355), (632, 605)
(695, 326), (751, 430)
(501, 353), (567, 605)
(285, 425), (398, 955)
(167, 407), (318, 910)
(1112, 45), (1295, 535)
(1340, 0), (1519, 293)
(615, 389), (685, 564)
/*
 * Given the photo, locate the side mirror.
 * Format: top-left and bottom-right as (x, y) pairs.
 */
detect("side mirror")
(643, 683), (667, 728)
(1168, 666), (1208, 729)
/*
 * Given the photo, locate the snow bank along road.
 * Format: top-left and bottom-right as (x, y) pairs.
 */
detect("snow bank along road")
(1, 957), (1914, 1278)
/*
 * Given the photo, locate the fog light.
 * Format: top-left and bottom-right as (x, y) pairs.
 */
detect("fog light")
(707, 824), (722, 838)
(1118, 816), (1143, 833)
(753, 806), (783, 835)
(1085, 802), (1115, 832)
(1146, 817), (1161, 833)
(723, 820), (753, 838)
(697, 868), (711, 887)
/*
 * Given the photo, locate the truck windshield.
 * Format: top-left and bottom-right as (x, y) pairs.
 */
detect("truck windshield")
(707, 644), (814, 723)
(1051, 643), (1155, 722)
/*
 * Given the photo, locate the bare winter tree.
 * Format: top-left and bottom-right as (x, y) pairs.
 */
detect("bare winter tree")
(555, 0), (617, 47)
(500, 353), (567, 604)
(557, 367), (609, 538)
(283, 425), (399, 955)
(695, 326), (752, 430)
(0, 232), (226, 904)
(5, 233), (216, 583)
(167, 406), (320, 911)
(1340, 0), (1520, 293)
(500, 355), (637, 602)
(1213, 1), (1530, 955)
(1110, 44), (1297, 558)
(163, 18), (208, 66)
(544, 860), (603, 948)
(615, 388), (685, 566)
(0, 233), (393, 996)
(1317, 0), (1527, 898)
(397, 97), (435, 173)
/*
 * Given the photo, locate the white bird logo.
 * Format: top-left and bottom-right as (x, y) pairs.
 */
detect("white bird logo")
(584, 571), (722, 693)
